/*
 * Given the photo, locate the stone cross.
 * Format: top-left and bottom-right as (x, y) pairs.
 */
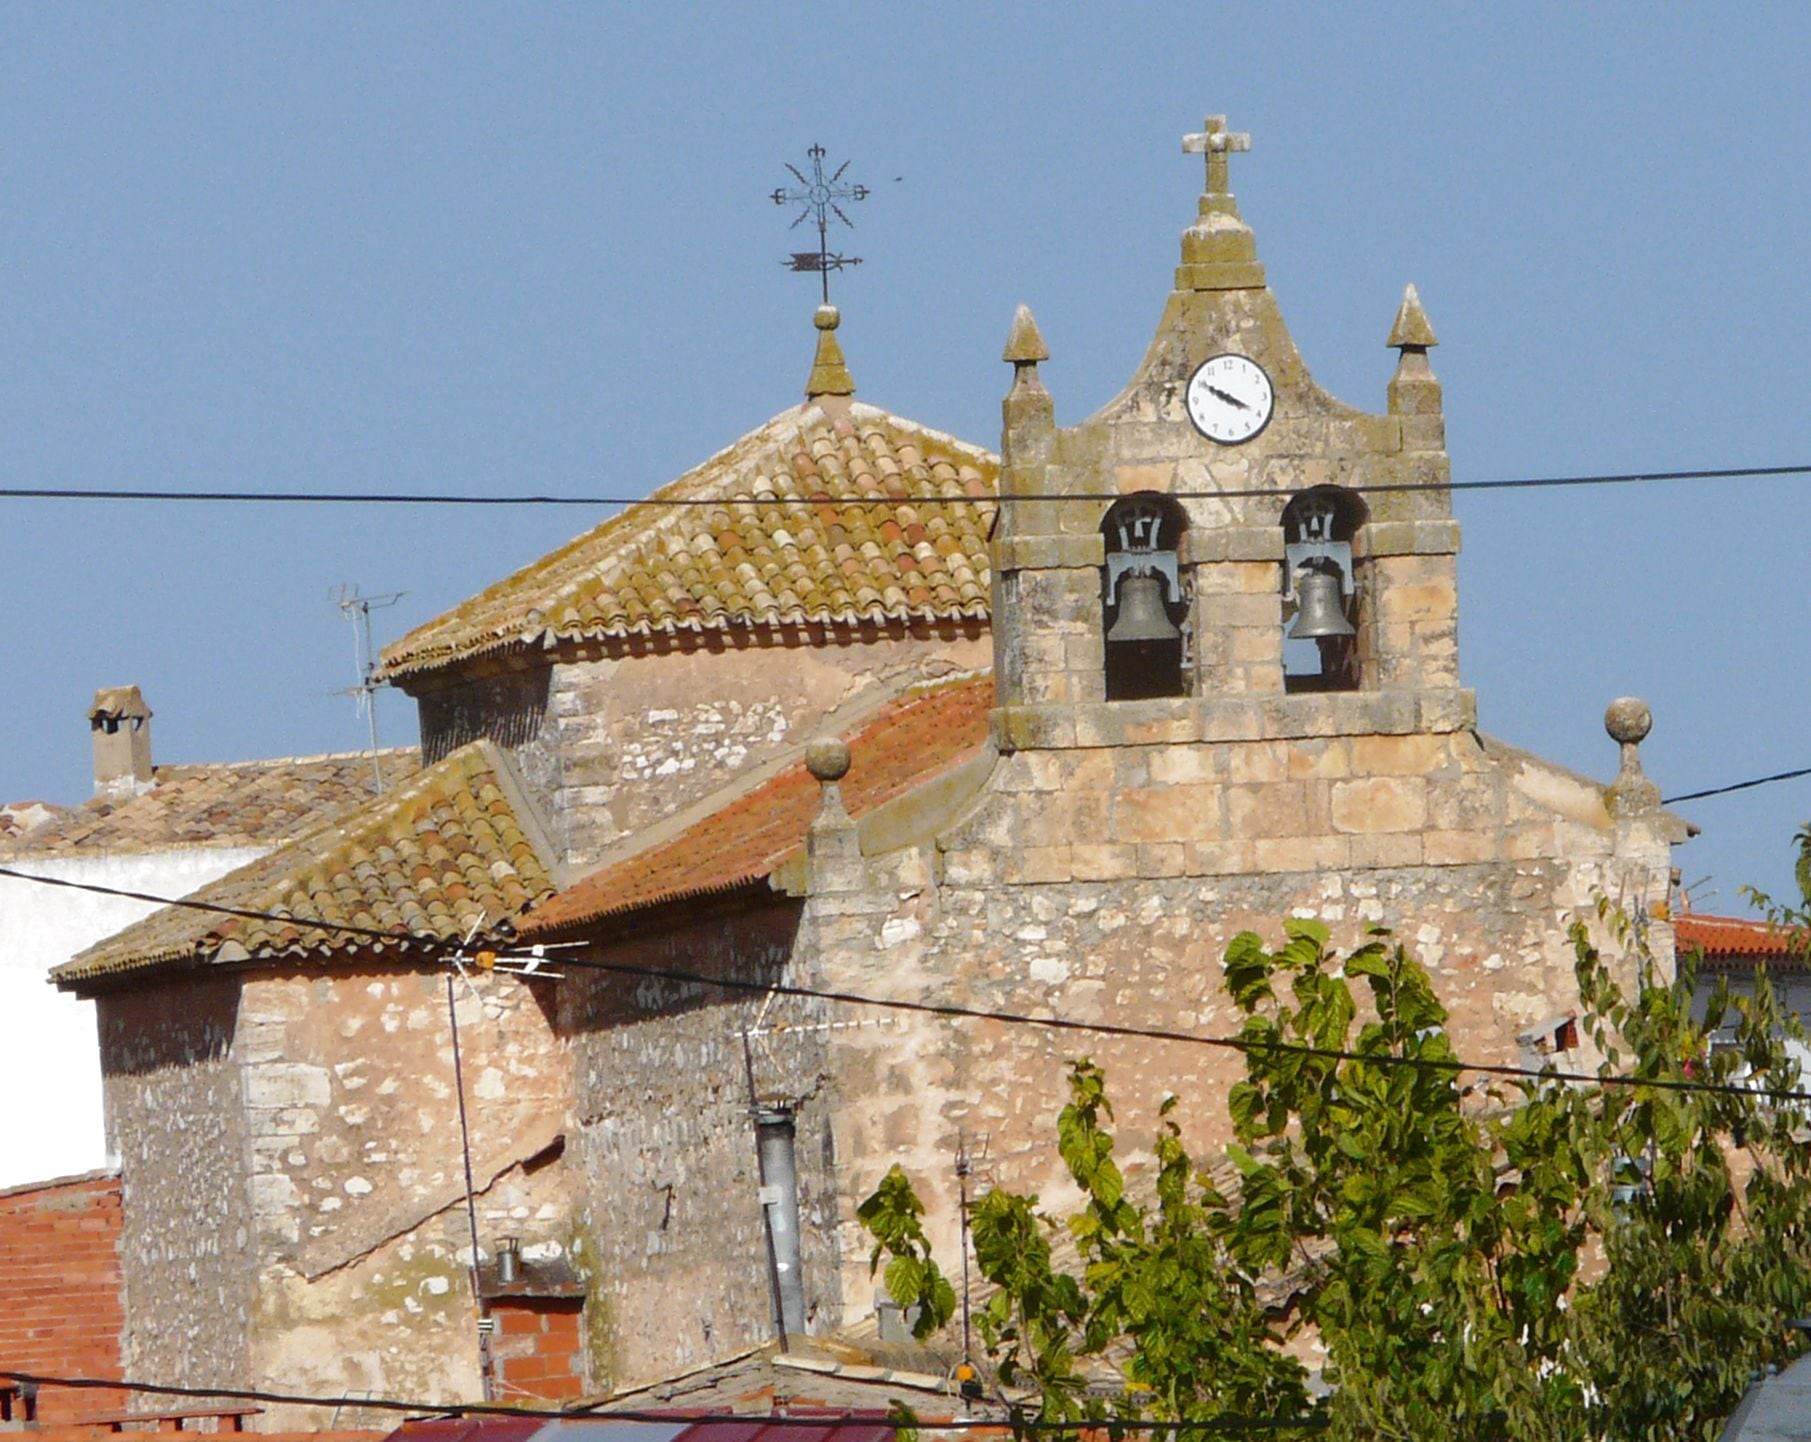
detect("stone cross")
(1182, 115), (1251, 196)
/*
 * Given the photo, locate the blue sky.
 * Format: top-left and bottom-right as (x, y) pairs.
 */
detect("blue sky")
(3, 6), (1809, 913)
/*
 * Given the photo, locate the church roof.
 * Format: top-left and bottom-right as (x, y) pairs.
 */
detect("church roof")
(519, 673), (995, 936)
(53, 742), (557, 990)
(376, 400), (998, 685)
(0, 749), (421, 858)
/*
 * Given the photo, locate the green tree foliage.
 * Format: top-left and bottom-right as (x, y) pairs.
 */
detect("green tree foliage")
(861, 910), (1811, 1440)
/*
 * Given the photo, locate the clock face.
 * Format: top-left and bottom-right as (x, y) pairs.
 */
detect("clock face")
(1185, 353), (1274, 444)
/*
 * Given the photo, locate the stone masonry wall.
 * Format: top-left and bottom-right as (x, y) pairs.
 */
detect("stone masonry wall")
(413, 627), (989, 869)
(98, 977), (255, 1392)
(235, 963), (570, 1416)
(803, 730), (1675, 1306)
(560, 902), (841, 1389)
(0, 1170), (125, 1421)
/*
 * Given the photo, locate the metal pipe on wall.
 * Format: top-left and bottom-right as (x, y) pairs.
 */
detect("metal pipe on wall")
(753, 1103), (806, 1339)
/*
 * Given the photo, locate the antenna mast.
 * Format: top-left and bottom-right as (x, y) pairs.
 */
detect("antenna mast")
(331, 584), (404, 795)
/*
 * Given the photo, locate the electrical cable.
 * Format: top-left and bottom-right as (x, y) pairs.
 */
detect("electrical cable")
(0, 1370), (1323, 1433)
(1664, 766), (1811, 805)
(0, 460), (1809, 508)
(4, 863), (1806, 1105)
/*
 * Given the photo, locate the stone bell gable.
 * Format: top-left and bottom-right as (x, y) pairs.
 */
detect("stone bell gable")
(993, 114), (1463, 738)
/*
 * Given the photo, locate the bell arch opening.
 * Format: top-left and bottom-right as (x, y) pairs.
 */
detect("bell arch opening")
(1101, 493), (1189, 702)
(1282, 486), (1366, 694)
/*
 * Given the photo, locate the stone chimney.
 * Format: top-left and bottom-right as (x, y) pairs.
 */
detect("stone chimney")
(88, 686), (154, 799)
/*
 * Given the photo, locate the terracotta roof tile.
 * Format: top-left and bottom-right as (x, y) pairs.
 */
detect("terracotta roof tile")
(0, 750), (420, 857)
(54, 743), (556, 989)
(376, 403), (997, 684)
(521, 673), (995, 936)
(1677, 911), (1811, 969)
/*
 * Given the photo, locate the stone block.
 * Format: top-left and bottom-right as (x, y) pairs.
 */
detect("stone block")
(1073, 701), (1196, 748)
(1354, 521), (1462, 559)
(1377, 579), (1457, 626)
(1399, 415), (1447, 452)
(1224, 741), (1288, 784)
(1423, 830), (1502, 866)
(1115, 463), (1176, 494)
(1149, 745), (1218, 785)
(1227, 782), (1310, 839)
(1198, 699), (1265, 742)
(1181, 527), (1287, 565)
(1003, 847), (1073, 884)
(1286, 738), (1349, 780)
(1348, 833), (1425, 869)
(1138, 843), (1187, 878)
(1116, 784), (1222, 844)
(1230, 627), (1282, 664)
(1251, 835), (1352, 872)
(1070, 843), (1142, 881)
(1329, 776), (1428, 834)
(939, 848), (998, 886)
(1204, 593), (1282, 629)
(1348, 733), (1450, 778)
(243, 1064), (332, 1110)
(1427, 774), (1506, 832)
(1185, 839), (1256, 875)
(992, 705), (1077, 752)
(995, 534), (1107, 571)
(1417, 689), (1478, 733)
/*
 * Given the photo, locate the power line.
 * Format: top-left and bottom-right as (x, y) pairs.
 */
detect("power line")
(1, 460), (1810, 508)
(1665, 766), (1811, 805)
(0, 865), (423, 949)
(0, 1370), (1323, 1433)
(5, 863), (1805, 1106)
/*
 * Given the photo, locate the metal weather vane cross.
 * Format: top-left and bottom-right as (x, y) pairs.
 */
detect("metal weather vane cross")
(772, 144), (869, 304)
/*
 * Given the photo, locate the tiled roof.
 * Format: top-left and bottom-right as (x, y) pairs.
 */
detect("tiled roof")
(0, 750), (420, 857)
(521, 674), (995, 936)
(1677, 911), (1810, 969)
(54, 743), (556, 989)
(376, 402), (998, 684)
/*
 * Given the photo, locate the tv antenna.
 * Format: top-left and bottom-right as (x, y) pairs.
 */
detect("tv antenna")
(772, 144), (868, 304)
(331, 584), (404, 795)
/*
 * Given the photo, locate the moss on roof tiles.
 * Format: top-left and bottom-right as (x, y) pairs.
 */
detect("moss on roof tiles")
(377, 402), (997, 684)
(53, 743), (557, 991)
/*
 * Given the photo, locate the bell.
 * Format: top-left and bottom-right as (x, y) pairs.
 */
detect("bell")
(1106, 574), (1180, 645)
(1288, 568), (1355, 640)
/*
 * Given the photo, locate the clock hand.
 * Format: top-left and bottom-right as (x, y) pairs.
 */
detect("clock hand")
(1206, 384), (1250, 411)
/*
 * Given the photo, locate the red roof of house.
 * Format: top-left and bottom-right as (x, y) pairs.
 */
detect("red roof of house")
(520, 674), (994, 937)
(1676, 912), (1809, 969)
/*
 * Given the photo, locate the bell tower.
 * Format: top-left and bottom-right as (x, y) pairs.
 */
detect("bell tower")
(990, 115), (1471, 751)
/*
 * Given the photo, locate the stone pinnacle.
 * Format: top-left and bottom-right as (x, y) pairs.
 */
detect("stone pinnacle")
(1387, 284), (1439, 349)
(1002, 304), (1050, 365)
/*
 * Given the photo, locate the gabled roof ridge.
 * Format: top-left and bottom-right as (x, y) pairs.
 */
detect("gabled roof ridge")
(376, 400), (999, 684)
(154, 744), (418, 777)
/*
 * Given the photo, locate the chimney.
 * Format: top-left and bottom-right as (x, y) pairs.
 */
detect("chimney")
(88, 686), (154, 799)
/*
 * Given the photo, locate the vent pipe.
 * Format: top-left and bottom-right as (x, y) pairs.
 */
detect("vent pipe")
(753, 1102), (806, 1340)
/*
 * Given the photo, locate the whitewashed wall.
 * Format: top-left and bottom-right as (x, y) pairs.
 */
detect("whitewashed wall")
(0, 848), (263, 1188)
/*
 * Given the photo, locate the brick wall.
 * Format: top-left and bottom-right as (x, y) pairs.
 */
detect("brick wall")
(489, 1299), (584, 1402)
(0, 1170), (125, 1421)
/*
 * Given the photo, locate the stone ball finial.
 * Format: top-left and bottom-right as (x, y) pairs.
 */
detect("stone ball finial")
(1605, 697), (1653, 747)
(814, 304), (840, 331)
(805, 737), (851, 782)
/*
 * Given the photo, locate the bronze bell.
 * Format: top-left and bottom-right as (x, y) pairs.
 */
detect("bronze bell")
(1288, 567), (1355, 640)
(1106, 574), (1180, 645)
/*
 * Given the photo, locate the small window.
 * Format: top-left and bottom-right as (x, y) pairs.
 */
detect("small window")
(1102, 494), (1189, 701)
(1282, 487), (1365, 694)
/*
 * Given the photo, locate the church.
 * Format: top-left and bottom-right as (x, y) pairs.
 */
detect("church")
(50, 115), (1685, 1412)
